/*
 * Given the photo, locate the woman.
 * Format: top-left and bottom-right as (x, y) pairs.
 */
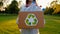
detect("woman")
(16, 0), (43, 34)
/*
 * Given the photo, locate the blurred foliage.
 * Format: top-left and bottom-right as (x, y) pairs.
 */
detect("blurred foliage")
(0, 2), (3, 11)
(0, 2), (3, 6)
(44, 0), (60, 15)
(52, 4), (60, 14)
(50, 0), (60, 15)
(44, 7), (54, 15)
(5, 0), (19, 14)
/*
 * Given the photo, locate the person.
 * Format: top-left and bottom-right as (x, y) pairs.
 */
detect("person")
(16, 0), (44, 34)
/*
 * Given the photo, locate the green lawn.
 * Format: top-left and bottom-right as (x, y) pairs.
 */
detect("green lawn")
(0, 15), (60, 34)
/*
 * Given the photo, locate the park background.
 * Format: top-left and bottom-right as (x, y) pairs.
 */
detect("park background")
(0, 0), (60, 34)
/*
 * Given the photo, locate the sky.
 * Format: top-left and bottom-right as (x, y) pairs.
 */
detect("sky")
(3, 0), (54, 8)
(37, 0), (54, 8)
(17, 0), (54, 8)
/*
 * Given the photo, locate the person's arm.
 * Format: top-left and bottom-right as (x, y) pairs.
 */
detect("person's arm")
(16, 16), (19, 25)
(38, 6), (45, 24)
(16, 5), (23, 24)
(41, 11), (45, 24)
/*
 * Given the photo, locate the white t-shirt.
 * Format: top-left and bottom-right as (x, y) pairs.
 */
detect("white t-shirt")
(20, 3), (42, 11)
(16, 3), (44, 34)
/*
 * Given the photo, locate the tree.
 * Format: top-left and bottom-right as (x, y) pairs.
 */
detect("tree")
(50, 0), (60, 15)
(52, 4), (60, 14)
(0, 1), (3, 11)
(44, 7), (54, 15)
(0, 2), (3, 6)
(6, 0), (19, 14)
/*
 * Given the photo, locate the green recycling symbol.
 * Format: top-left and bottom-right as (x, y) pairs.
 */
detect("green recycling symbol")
(25, 14), (38, 26)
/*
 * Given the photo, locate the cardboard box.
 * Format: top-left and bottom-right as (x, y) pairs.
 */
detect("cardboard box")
(18, 11), (44, 29)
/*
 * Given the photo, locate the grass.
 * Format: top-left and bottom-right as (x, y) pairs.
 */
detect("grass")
(0, 15), (20, 34)
(0, 15), (60, 34)
(40, 15), (60, 34)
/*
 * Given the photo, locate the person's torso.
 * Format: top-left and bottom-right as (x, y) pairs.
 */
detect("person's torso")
(20, 3), (42, 12)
